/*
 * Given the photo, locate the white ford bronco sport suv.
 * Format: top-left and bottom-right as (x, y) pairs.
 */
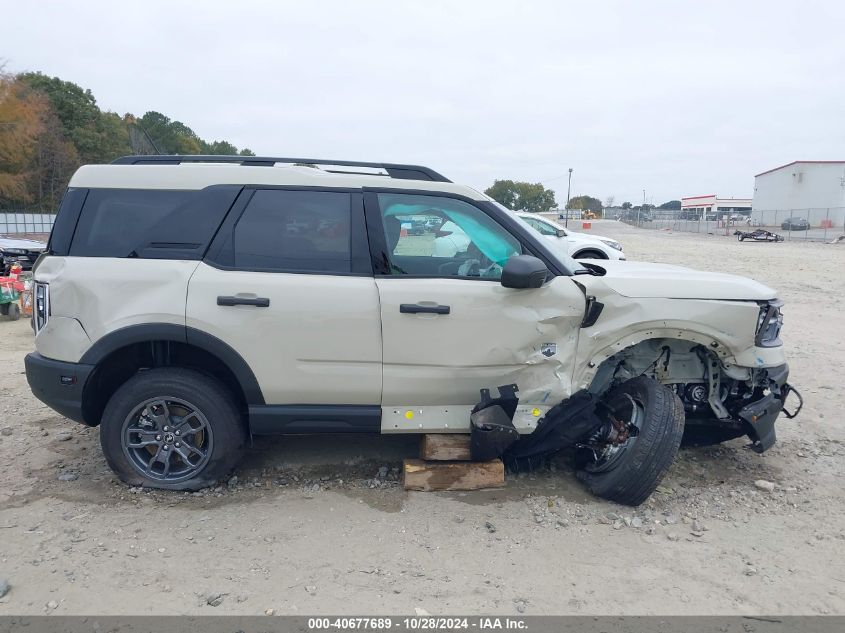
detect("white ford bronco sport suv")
(25, 155), (801, 505)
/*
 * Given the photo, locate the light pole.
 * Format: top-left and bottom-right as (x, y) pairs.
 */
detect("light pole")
(638, 189), (645, 226)
(565, 168), (574, 227)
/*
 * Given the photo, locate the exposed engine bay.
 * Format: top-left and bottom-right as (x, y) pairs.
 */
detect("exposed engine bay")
(586, 338), (801, 452)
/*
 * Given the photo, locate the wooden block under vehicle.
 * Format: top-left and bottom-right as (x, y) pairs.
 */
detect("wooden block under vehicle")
(420, 434), (472, 461)
(403, 458), (505, 492)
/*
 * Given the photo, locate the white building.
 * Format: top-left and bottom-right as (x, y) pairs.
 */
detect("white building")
(680, 195), (752, 220)
(752, 161), (845, 228)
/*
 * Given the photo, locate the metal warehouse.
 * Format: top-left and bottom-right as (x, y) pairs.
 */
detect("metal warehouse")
(752, 161), (845, 230)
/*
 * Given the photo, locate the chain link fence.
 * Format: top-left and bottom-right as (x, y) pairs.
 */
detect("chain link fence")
(620, 208), (845, 242)
(1, 212), (55, 239)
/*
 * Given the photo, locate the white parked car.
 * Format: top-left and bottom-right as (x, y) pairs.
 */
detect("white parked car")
(25, 154), (800, 506)
(516, 212), (625, 260)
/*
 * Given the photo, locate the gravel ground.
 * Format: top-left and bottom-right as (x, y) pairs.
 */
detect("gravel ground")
(0, 220), (844, 616)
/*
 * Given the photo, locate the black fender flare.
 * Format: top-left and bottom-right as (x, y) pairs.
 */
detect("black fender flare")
(572, 248), (608, 259)
(79, 323), (265, 405)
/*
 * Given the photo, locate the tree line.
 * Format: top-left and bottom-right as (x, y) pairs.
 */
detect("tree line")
(0, 70), (253, 210)
(484, 180), (681, 215)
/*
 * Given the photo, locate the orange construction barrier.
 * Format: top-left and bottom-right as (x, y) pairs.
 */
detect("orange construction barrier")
(581, 221), (592, 230)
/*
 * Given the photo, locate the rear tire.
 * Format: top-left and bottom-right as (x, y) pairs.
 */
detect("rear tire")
(7, 303), (20, 321)
(100, 368), (246, 490)
(577, 376), (685, 506)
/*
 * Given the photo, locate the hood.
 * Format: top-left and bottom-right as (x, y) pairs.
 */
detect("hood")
(0, 236), (47, 250)
(586, 260), (777, 300)
(567, 230), (613, 242)
(567, 231), (620, 247)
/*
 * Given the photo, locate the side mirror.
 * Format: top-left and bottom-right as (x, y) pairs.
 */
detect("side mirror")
(555, 228), (567, 237)
(501, 255), (549, 289)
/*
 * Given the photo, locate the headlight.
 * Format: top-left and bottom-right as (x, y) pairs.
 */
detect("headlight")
(600, 239), (623, 252)
(755, 299), (783, 347)
(1, 248), (26, 255)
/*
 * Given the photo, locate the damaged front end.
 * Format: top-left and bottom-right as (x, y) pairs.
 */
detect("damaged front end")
(470, 350), (802, 467)
(471, 384), (607, 467)
(598, 344), (804, 455)
(732, 364), (802, 452)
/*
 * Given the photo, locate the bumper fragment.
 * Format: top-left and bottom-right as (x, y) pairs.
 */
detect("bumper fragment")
(25, 352), (94, 424)
(737, 363), (798, 453)
(738, 393), (781, 453)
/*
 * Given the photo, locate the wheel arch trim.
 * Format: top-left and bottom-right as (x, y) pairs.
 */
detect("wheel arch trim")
(572, 247), (609, 259)
(79, 323), (265, 405)
(575, 326), (739, 392)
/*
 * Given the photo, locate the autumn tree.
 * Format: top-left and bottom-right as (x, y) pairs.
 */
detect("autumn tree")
(0, 73), (47, 204)
(2, 70), (255, 208)
(30, 105), (78, 208)
(18, 72), (130, 164)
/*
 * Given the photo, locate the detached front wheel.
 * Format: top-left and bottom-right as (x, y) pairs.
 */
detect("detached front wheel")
(100, 368), (246, 490)
(577, 376), (685, 506)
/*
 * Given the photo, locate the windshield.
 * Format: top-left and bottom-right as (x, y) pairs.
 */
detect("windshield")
(487, 201), (586, 274)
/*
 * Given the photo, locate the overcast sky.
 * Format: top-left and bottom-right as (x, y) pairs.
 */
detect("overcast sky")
(3, 0), (844, 205)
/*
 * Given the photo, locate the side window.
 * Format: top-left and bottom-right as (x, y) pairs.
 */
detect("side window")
(523, 217), (555, 235)
(533, 219), (558, 236)
(233, 190), (352, 273)
(69, 188), (240, 259)
(377, 193), (521, 279)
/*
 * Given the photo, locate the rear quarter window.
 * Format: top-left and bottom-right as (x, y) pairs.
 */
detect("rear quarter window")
(68, 186), (241, 259)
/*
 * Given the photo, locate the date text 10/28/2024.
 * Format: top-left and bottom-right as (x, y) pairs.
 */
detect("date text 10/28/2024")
(307, 617), (527, 630)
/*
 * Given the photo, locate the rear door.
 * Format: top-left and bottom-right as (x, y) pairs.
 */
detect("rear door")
(366, 191), (586, 434)
(186, 187), (382, 414)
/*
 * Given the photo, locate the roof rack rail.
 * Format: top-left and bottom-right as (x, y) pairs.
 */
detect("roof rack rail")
(110, 155), (451, 182)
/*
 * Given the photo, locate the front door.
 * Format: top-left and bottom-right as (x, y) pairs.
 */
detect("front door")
(367, 192), (586, 433)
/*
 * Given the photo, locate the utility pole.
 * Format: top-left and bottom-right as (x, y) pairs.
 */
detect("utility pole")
(565, 168), (574, 227)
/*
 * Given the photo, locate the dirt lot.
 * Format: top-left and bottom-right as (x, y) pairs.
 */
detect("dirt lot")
(1, 221), (844, 616)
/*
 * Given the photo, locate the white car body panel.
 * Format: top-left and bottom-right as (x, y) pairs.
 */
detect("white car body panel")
(34, 256), (198, 363)
(588, 260), (776, 300)
(186, 262), (382, 405)
(376, 275), (586, 432)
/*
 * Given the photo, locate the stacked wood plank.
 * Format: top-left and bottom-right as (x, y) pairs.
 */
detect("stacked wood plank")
(403, 434), (505, 491)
